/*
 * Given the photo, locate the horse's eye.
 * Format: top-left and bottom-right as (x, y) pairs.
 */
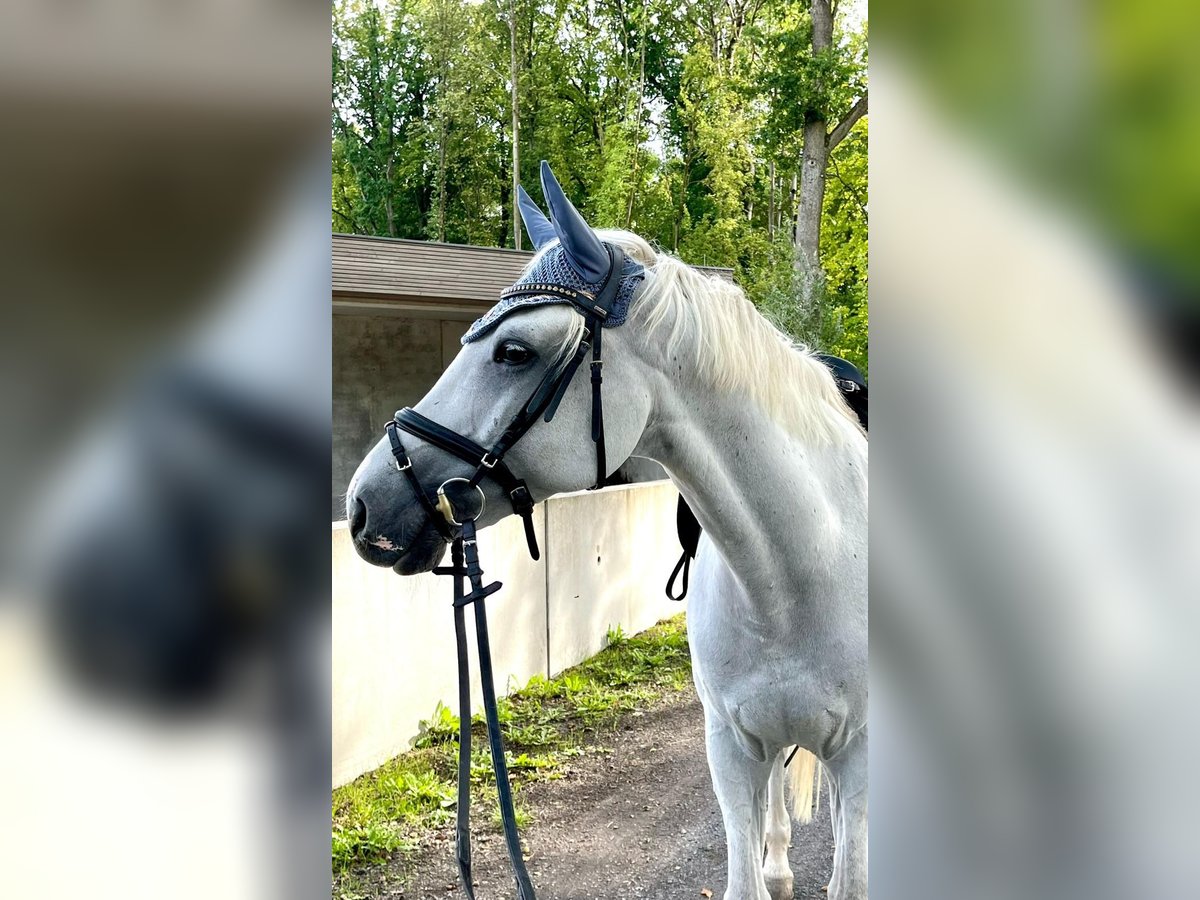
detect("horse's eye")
(494, 341), (534, 366)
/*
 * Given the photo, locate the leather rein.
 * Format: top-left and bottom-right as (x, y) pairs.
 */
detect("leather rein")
(381, 245), (627, 900)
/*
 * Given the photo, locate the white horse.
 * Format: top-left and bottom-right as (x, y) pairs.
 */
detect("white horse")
(346, 177), (867, 900)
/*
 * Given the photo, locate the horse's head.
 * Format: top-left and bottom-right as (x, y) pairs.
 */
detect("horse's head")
(347, 163), (658, 574)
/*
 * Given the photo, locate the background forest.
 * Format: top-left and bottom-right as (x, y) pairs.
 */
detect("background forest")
(332, 0), (868, 371)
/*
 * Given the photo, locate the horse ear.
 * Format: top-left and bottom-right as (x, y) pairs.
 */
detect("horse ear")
(539, 160), (609, 282)
(517, 185), (556, 250)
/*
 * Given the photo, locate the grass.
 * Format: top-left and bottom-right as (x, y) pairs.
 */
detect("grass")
(332, 614), (691, 885)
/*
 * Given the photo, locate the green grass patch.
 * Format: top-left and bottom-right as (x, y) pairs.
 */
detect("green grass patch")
(332, 613), (690, 883)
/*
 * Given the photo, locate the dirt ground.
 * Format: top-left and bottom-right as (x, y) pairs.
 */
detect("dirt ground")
(361, 688), (834, 899)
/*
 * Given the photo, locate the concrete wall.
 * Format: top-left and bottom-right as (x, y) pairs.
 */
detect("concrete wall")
(333, 314), (467, 516)
(332, 480), (684, 788)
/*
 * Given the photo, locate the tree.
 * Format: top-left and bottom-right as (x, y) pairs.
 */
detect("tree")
(795, 1), (866, 302)
(508, 0), (522, 250)
(330, 0), (869, 362)
(332, 0), (433, 238)
(759, 0), (865, 303)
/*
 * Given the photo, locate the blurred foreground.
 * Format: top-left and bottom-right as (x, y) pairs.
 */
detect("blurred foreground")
(0, 3), (331, 898)
(872, 3), (1200, 897)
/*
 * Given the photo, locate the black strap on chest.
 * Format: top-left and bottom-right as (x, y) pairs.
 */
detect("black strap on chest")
(665, 494), (702, 601)
(382, 244), (628, 900)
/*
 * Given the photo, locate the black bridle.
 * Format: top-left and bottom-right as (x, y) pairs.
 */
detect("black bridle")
(381, 244), (627, 900)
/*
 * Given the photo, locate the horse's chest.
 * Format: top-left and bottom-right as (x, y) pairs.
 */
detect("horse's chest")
(692, 623), (789, 691)
(689, 610), (807, 723)
(685, 558), (862, 753)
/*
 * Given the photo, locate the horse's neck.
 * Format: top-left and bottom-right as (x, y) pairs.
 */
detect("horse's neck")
(641, 379), (866, 614)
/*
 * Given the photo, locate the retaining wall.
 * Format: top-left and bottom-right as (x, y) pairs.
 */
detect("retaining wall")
(332, 480), (684, 787)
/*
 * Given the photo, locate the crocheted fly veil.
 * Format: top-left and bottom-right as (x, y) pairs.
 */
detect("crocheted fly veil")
(462, 162), (647, 345)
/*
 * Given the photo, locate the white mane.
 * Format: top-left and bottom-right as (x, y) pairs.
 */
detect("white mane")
(600, 230), (862, 446)
(522, 229), (862, 445)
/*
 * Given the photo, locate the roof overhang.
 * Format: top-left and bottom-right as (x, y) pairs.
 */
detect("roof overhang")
(332, 233), (734, 319)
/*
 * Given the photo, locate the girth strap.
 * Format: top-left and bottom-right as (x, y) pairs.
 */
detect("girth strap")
(666, 549), (691, 602)
(666, 495), (702, 601)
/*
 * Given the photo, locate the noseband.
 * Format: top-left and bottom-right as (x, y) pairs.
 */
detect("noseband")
(380, 244), (627, 900)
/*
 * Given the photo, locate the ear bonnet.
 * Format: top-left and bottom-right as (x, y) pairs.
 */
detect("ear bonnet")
(462, 161), (646, 343)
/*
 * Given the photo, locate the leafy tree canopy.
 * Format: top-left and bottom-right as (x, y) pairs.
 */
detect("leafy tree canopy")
(332, 0), (867, 371)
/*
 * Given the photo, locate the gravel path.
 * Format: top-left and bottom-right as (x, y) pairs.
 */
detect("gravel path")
(370, 689), (834, 899)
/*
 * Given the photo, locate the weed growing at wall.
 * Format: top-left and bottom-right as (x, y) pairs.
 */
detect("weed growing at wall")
(332, 614), (692, 883)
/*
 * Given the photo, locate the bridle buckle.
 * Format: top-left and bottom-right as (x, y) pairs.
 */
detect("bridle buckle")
(394, 458), (412, 472)
(479, 453), (498, 469)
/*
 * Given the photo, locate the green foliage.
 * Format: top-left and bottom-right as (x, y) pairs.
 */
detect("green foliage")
(333, 0), (868, 364)
(331, 821), (409, 871)
(331, 614), (693, 881)
(412, 701), (458, 748)
(332, 754), (455, 873)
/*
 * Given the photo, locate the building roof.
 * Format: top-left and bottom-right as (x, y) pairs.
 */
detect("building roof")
(332, 233), (734, 320)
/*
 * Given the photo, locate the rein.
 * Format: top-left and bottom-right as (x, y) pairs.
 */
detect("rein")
(381, 245), (626, 900)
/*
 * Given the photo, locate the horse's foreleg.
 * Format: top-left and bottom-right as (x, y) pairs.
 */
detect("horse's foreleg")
(763, 750), (795, 900)
(824, 728), (867, 900)
(705, 717), (773, 900)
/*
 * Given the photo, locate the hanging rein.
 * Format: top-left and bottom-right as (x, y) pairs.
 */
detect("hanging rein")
(381, 245), (626, 900)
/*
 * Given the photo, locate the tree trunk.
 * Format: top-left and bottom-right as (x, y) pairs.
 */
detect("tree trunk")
(499, 179), (511, 248)
(768, 159), (776, 238)
(435, 0), (448, 242)
(794, 0), (833, 304)
(624, 0), (648, 229)
(436, 131), (447, 242)
(385, 157), (396, 238)
(509, 0), (522, 250)
(791, 171), (798, 241)
(746, 154), (755, 222)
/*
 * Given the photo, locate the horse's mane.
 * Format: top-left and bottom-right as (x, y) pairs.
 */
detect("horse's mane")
(601, 230), (862, 446)
(526, 230), (862, 445)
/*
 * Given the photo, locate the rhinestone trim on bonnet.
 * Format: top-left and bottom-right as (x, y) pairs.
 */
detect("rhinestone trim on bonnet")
(462, 244), (646, 344)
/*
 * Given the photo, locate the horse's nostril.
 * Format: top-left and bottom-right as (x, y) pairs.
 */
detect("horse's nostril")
(349, 496), (368, 540)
